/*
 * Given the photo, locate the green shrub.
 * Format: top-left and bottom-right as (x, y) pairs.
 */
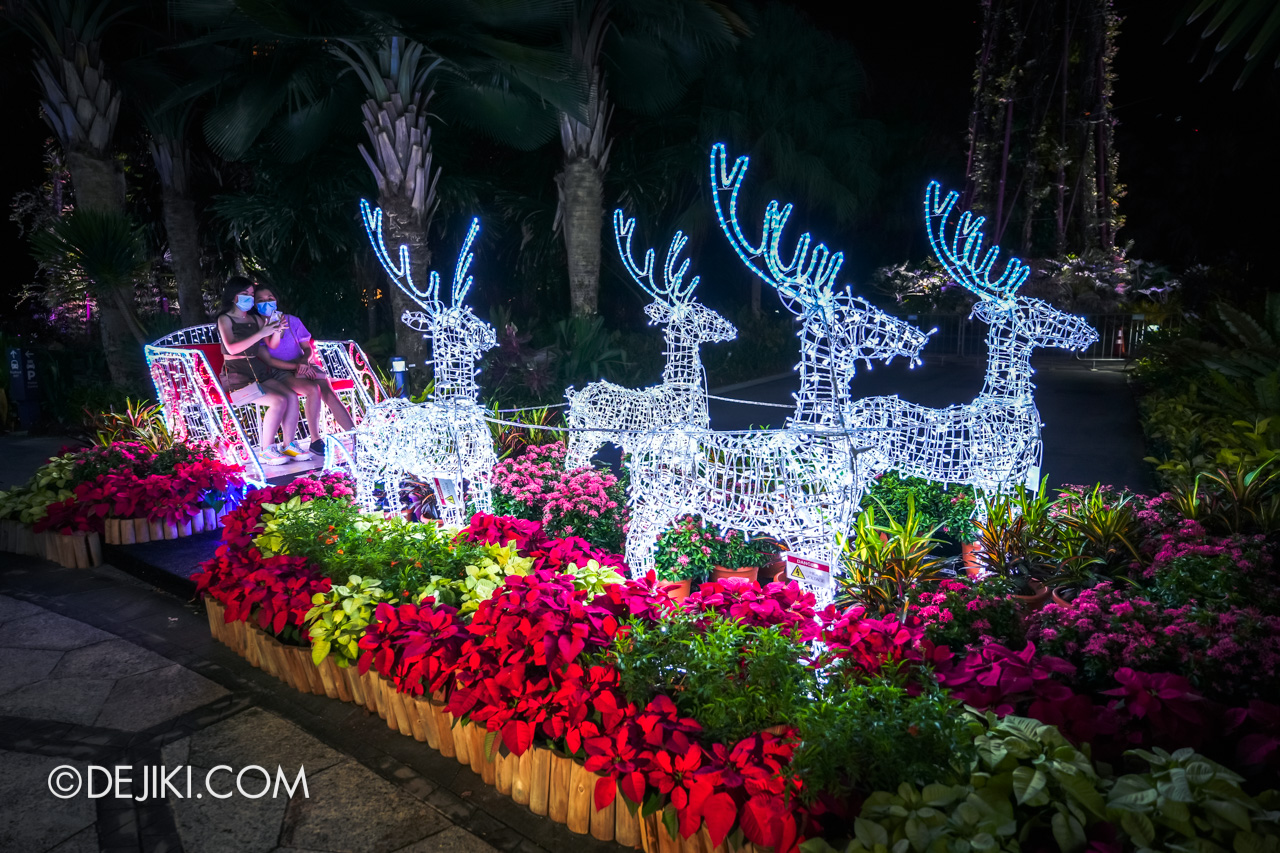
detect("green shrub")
(256, 497), (486, 595)
(790, 680), (972, 798)
(867, 472), (979, 543)
(609, 611), (816, 744)
(802, 713), (1110, 853)
(1106, 747), (1280, 853)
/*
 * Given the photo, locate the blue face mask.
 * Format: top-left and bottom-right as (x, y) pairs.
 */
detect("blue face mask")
(235, 294), (255, 311)
(257, 300), (277, 316)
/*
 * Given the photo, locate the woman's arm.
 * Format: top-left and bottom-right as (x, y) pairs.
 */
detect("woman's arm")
(254, 344), (303, 371)
(217, 314), (275, 355)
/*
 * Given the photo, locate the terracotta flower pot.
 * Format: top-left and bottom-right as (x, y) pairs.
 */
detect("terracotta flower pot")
(658, 579), (692, 602)
(1008, 578), (1049, 610)
(1050, 588), (1077, 608)
(711, 564), (758, 584)
(961, 542), (983, 578)
(759, 558), (787, 585)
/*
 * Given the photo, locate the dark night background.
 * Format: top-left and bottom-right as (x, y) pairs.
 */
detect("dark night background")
(1, 1), (1276, 314)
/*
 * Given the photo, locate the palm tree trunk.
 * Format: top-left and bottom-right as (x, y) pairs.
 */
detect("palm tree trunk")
(557, 157), (604, 317)
(161, 187), (205, 326)
(354, 254), (381, 340)
(383, 196), (432, 378)
(64, 151), (144, 388)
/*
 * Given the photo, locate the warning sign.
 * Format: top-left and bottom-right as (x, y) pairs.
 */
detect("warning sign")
(783, 553), (833, 591)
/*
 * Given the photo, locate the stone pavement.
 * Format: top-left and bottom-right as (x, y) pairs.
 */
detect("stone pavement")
(0, 555), (616, 853)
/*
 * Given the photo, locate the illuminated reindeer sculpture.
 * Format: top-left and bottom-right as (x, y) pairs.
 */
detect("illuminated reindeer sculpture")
(565, 210), (737, 468)
(353, 201), (498, 523)
(847, 183), (1098, 493)
(621, 145), (930, 582)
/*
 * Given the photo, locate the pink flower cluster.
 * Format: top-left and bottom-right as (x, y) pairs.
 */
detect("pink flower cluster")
(490, 442), (627, 549)
(1142, 517), (1264, 579)
(492, 443), (619, 523)
(1028, 583), (1280, 701)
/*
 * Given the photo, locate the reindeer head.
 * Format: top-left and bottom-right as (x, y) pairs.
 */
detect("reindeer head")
(710, 144), (929, 377)
(613, 210), (737, 346)
(924, 183), (1098, 353)
(360, 200), (498, 361)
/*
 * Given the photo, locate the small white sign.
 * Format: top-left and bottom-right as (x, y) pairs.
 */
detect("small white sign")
(431, 478), (460, 510)
(784, 552), (833, 591)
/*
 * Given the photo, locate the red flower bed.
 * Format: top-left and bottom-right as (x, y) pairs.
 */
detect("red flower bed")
(194, 474), (1280, 848)
(359, 568), (808, 850)
(193, 472), (354, 634)
(34, 442), (246, 533)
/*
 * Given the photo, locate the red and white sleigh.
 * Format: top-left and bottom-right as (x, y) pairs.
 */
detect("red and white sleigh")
(145, 325), (386, 484)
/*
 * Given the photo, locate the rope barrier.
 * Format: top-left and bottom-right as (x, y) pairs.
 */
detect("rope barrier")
(705, 394), (795, 409)
(489, 402), (570, 413)
(479, 410), (896, 440)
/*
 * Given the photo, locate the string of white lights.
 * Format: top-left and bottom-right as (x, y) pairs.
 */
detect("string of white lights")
(619, 144), (930, 597)
(352, 201), (498, 524)
(846, 182), (1098, 494)
(565, 210), (737, 468)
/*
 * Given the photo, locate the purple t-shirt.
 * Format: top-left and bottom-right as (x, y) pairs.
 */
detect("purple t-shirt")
(262, 314), (311, 362)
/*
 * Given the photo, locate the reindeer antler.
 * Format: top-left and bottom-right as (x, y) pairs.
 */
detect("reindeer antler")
(612, 210), (700, 305)
(451, 218), (480, 306)
(361, 200), (483, 310)
(710, 143), (844, 309)
(360, 198), (440, 310)
(924, 182), (1030, 302)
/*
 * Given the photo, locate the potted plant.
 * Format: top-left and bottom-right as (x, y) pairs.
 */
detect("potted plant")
(653, 515), (720, 600)
(710, 529), (770, 583)
(938, 489), (980, 575)
(752, 536), (787, 584)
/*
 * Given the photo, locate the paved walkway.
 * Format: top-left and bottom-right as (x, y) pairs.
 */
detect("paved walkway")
(0, 555), (615, 853)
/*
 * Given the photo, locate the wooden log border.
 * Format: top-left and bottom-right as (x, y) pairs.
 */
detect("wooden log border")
(0, 525), (104, 568)
(201, 598), (756, 853)
(103, 508), (224, 545)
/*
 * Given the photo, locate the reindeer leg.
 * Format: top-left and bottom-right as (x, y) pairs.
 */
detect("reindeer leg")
(623, 499), (669, 579)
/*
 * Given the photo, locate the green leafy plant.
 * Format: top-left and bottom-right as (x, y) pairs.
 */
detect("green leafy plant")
(486, 403), (562, 459)
(305, 575), (393, 666)
(970, 483), (1063, 587)
(84, 397), (173, 451)
(562, 558), (626, 597)
(420, 542), (533, 614)
(837, 497), (949, 615)
(1050, 486), (1141, 572)
(1197, 458), (1280, 535)
(552, 315), (629, 390)
(804, 713), (1111, 853)
(867, 472), (979, 543)
(0, 454), (79, 523)
(610, 611), (816, 745)
(1106, 747), (1280, 853)
(716, 529), (773, 570)
(255, 496), (484, 595)
(790, 680), (972, 799)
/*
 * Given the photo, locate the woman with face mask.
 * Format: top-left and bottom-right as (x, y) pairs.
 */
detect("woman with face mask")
(253, 284), (356, 453)
(214, 277), (310, 465)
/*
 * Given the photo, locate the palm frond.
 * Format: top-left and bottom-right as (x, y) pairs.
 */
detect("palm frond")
(1179, 0), (1280, 87)
(30, 208), (149, 295)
